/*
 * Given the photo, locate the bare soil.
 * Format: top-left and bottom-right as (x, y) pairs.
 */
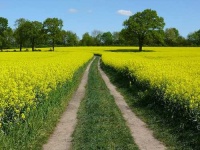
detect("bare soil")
(43, 59), (93, 150)
(98, 61), (166, 150)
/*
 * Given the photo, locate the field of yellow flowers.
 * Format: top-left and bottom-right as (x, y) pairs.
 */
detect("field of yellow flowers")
(1, 46), (200, 149)
(0, 52), (93, 130)
(102, 47), (200, 127)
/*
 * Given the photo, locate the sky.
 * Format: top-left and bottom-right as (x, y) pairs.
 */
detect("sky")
(0, 0), (200, 38)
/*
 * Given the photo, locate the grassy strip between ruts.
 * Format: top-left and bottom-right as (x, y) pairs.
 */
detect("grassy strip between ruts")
(101, 62), (200, 150)
(0, 59), (92, 150)
(72, 57), (138, 150)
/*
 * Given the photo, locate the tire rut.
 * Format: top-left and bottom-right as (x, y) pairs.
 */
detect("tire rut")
(43, 58), (94, 150)
(98, 60), (166, 150)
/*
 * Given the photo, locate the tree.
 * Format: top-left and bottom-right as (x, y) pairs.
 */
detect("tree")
(62, 31), (79, 46)
(91, 30), (103, 46)
(112, 32), (120, 45)
(0, 17), (8, 51)
(145, 30), (165, 46)
(101, 32), (113, 46)
(187, 30), (200, 46)
(29, 21), (43, 51)
(164, 28), (180, 46)
(123, 9), (165, 51)
(119, 28), (138, 46)
(80, 32), (94, 46)
(14, 18), (27, 28)
(14, 19), (31, 51)
(2, 27), (15, 49)
(43, 18), (63, 51)
(177, 36), (188, 46)
(0, 17), (8, 34)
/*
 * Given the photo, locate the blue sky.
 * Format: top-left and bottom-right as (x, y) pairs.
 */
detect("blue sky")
(0, 0), (200, 38)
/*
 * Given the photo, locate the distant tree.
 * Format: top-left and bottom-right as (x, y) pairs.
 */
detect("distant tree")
(101, 32), (113, 46)
(0, 17), (8, 34)
(164, 28), (180, 46)
(29, 21), (43, 51)
(80, 32), (94, 46)
(187, 30), (200, 46)
(14, 19), (31, 51)
(112, 32), (120, 45)
(91, 30), (103, 46)
(43, 18), (63, 51)
(123, 9), (165, 51)
(0, 17), (8, 51)
(177, 36), (188, 46)
(2, 27), (15, 49)
(65, 31), (79, 46)
(58, 30), (67, 45)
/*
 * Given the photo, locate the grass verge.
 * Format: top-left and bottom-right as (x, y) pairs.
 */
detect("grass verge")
(72, 57), (138, 150)
(101, 62), (200, 150)
(0, 59), (91, 150)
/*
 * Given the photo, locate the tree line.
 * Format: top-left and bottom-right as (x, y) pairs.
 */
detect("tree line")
(0, 9), (200, 51)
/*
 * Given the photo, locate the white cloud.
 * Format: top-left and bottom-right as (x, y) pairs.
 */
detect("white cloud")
(117, 10), (132, 16)
(68, 8), (78, 13)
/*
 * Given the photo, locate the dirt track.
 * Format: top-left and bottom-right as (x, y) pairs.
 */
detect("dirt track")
(98, 60), (166, 150)
(43, 57), (166, 150)
(43, 59), (93, 150)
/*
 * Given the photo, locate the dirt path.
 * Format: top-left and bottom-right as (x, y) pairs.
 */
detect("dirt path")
(43, 58), (94, 150)
(98, 61), (166, 150)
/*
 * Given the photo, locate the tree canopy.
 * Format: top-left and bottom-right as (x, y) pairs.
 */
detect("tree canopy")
(0, 17), (8, 50)
(123, 9), (165, 51)
(164, 28), (180, 46)
(0, 13), (200, 51)
(187, 30), (200, 46)
(29, 21), (43, 51)
(43, 18), (63, 51)
(14, 19), (31, 51)
(80, 32), (94, 46)
(60, 30), (79, 46)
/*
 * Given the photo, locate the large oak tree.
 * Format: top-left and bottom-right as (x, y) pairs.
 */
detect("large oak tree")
(123, 9), (165, 51)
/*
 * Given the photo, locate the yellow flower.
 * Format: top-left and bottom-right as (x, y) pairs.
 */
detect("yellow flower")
(0, 51), (93, 124)
(21, 113), (25, 120)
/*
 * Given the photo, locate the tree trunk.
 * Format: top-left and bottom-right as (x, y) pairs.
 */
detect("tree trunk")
(138, 35), (144, 52)
(32, 38), (35, 51)
(139, 44), (142, 51)
(138, 39), (143, 51)
(53, 38), (55, 51)
(20, 42), (22, 52)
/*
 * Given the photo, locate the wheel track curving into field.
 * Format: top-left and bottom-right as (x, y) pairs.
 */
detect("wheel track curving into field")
(98, 59), (167, 150)
(43, 58), (94, 150)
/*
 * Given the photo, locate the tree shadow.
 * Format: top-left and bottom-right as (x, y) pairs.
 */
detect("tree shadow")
(104, 49), (155, 53)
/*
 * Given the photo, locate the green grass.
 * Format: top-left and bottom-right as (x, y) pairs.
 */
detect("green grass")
(72, 57), (138, 150)
(101, 63), (200, 150)
(0, 59), (91, 150)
